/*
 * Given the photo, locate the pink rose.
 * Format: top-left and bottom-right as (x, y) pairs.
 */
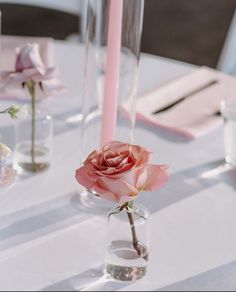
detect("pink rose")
(15, 43), (45, 72)
(0, 43), (65, 97)
(75, 141), (169, 203)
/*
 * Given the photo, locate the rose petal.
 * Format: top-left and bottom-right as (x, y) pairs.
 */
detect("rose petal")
(75, 167), (96, 190)
(107, 153), (127, 167)
(119, 195), (137, 205)
(15, 44), (44, 71)
(84, 151), (102, 174)
(41, 78), (66, 97)
(43, 67), (59, 79)
(96, 177), (138, 202)
(93, 185), (117, 201)
(134, 147), (152, 169)
(95, 162), (134, 176)
(102, 141), (130, 154)
(138, 164), (169, 191)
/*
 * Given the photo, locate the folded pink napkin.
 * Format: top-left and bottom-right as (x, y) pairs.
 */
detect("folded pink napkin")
(0, 35), (54, 100)
(136, 66), (236, 139)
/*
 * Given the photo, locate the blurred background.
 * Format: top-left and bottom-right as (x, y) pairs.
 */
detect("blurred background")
(1, 0), (236, 74)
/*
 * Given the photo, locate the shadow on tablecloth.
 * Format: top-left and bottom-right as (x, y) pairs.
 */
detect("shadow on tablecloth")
(1, 159), (236, 254)
(0, 192), (93, 252)
(156, 260), (236, 291)
(1, 158), (235, 259)
(40, 265), (128, 291)
(137, 159), (236, 213)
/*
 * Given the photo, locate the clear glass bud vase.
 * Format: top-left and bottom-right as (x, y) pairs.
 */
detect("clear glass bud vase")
(105, 202), (150, 281)
(14, 107), (53, 173)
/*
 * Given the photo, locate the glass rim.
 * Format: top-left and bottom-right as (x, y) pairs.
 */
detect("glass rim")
(109, 201), (150, 219)
(220, 99), (236, 119)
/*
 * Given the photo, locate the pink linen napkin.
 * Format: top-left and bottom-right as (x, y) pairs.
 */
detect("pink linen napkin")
(0, 35), (54, 100)
(136, 66), (236, 139)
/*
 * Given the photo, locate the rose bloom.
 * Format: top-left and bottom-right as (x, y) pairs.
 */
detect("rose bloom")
(76, 141), (169, 203)
(0, 143), (11, 159)
(0, 43), (65, 97)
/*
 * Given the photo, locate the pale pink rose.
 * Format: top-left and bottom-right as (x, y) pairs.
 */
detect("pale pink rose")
(0, 43), (65, 97)
(15, 43), (45, 72)
(75, 141), (169, 203)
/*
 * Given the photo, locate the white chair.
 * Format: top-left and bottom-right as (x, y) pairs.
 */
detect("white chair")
(0, 0), (87, 42)
(217, 10), (236, 75)
(0, 0), (80, 15)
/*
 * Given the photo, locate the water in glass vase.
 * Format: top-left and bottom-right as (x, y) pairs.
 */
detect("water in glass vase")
(105, 203), (150, 281)
(14, 142), (51, 172)
(14, 107), (53, 173)
(105, 239), (148, 281)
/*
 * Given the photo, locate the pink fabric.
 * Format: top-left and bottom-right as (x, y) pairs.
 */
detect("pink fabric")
(136, 66), (236, 139)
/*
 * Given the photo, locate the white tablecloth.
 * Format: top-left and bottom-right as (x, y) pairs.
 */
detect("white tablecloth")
(0, 41), (236, 291)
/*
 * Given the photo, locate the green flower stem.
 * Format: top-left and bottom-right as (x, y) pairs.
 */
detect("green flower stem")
(126, 201), (142, 257)
(109, 201), (147, 260)
(0, 109), (9, 114)
(27, 81), (36, 172)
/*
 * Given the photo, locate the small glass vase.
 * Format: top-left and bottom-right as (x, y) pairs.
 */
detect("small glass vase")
(14, 107), (53, 173)
(105, 202), (150, 281)
(0, 157), (16, 187)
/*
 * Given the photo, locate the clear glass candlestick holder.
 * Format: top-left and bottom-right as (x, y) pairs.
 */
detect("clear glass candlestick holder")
(14, 107), (53, 173)
(221, 98), (236, 167)
(105, 202), (150, 281)
(0, 157), (5, 178)
(78, 0), (144, 210)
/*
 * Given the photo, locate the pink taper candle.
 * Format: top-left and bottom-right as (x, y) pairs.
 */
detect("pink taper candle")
(100, 0), (123, 147)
